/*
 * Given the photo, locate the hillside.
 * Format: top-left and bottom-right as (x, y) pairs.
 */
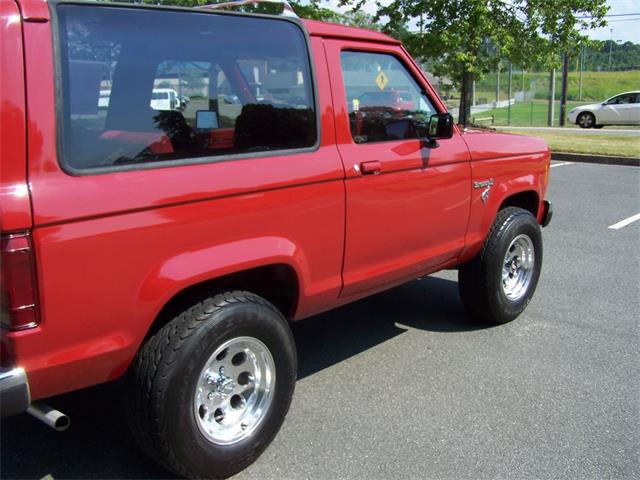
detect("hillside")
(474, 69), (639, 103)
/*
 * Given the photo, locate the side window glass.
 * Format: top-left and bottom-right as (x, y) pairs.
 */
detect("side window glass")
(608, 95), (631, 105)
(57, 6), (316, 171)
(340, 51), (435, 144)
(618, 94), (634, 104)
(217, 70), (242, 127)
(153, 61), (211, 116)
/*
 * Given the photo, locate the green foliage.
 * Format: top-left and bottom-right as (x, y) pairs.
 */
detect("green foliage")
(104, 0), (379, 29)
(288, 1), (379, 29)
(475, 69), (640, 102)
(340, 0), (609, 87)
(126, 0), (296, 15)
(477, 99), (582, 126)
(582, 41), (640, 71)
(562, 70), (640, 100)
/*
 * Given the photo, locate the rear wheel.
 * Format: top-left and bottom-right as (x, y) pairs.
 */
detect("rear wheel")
(577, 112), (595, 128)
(126, 291), (296, 479)
(459, 207), (543, 324)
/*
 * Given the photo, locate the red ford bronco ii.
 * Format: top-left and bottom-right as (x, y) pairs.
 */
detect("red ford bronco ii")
(0, 1), (552, 477)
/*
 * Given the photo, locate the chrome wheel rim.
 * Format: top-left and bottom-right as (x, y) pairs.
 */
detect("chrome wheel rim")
(578, 113), (593, 127)
(502, 234), (535, 301)
(194, 336), (275, 445)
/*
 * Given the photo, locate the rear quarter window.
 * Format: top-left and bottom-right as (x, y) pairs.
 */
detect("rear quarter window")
(55, 5), (317, 173)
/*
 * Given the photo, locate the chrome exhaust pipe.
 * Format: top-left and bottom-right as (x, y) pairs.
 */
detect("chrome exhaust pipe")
(27, 402), (70, 431)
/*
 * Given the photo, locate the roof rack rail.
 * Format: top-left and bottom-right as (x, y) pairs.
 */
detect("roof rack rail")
(196, 0), (299, 18)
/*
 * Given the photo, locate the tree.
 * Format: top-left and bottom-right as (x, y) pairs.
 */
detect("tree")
(340, 0), (608, 126)
(290, 1), (379, 29)
(107, 0), (379, 29)
(582, 40), (640, 71)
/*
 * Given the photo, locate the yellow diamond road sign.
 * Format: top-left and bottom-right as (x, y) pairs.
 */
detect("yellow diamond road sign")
(375, 71), (388, 91)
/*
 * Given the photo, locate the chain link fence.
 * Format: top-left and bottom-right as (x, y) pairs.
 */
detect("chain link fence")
(433, 43), (640, 127)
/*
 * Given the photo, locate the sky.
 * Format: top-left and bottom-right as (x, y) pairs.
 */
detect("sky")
(319, 0), (640, 43)
(588, 0), (639, 43)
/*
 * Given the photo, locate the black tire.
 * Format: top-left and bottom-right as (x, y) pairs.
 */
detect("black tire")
(126, 291), (297, 479)
(458, 207), (543, 324)
(577, 111), (595, 128)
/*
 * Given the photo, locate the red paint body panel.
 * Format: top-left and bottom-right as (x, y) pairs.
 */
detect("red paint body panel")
(459, 130), (550, 262)
(0, 1), (31, 232)
(323, 39), (471, 297)
(14, 0), (50, 22)
(10, 26), (347, 400)
(1, 1), (550, 402)
(303, 19), (400, 45)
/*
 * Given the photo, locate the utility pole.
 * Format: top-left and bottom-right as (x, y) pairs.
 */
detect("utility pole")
(547, 68), (556, 127)
(507, 62), (513, 125)
(578, 45), (584, 101)
(608, 28), (613, 70)
(559, 54), (569, 127)
(496, 62), (500, 104)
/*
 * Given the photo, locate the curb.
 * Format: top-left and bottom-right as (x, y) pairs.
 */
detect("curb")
(551, 152), (640, 167)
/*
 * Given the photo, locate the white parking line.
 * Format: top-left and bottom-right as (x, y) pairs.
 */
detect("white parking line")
(550, 162), (573, 168)
(608, 213), (640, 230)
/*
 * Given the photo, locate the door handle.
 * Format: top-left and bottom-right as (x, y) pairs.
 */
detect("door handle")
(359, 161), (382, 175)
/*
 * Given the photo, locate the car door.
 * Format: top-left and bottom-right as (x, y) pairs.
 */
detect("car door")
(600, 93), (634, 124)
(615, 92), (640, 124)
(629, 93), (640, 125)
(324, 40), (471, 298)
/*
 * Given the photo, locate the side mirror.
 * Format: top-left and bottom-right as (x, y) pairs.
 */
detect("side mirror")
(415, 113), (454, 147)
(426, 113), (454, 139)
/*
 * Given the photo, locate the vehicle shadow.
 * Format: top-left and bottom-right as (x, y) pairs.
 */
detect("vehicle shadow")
(0, 276), (488, 479)
(294, 275), (487, 380)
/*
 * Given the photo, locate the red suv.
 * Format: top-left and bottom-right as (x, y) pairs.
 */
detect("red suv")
(1, 1), (552, 477)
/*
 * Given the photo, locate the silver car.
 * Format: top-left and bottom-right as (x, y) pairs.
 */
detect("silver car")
(568, 91), (640, 128)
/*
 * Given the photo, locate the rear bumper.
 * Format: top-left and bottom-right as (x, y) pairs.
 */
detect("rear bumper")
(0, 367), (30, 416)
(541, 200), (553, 228)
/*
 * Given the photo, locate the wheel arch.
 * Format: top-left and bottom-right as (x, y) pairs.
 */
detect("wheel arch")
(144, 263), (300, 343)
(498, 190), (540, 218)
(136, 236), (307, 344)
(460, 185), (542, 264)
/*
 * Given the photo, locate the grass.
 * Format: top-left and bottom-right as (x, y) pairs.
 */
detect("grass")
(444, 70), (640, 127)
(473, 69), (640, 103)
(502, 129), (640, 158)
(472, 100), (584, 127)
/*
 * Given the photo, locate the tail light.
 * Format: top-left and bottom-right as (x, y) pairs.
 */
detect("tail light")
(1, 232), (40, 330)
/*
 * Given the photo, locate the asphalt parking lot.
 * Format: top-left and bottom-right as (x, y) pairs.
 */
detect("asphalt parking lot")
(2, 161), (639, 480)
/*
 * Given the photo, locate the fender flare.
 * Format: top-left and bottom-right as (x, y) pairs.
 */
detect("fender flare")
(137, 235), (309, 323)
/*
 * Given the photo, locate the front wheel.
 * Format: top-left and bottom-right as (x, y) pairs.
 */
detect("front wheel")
(126, 291), (297, 479)
(577, 112), (595, 128)
(458, 207), (543, 324)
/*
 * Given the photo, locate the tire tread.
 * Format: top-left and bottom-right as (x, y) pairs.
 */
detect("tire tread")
(127, 290), (284, 479)
(459, 207), (542, 324)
